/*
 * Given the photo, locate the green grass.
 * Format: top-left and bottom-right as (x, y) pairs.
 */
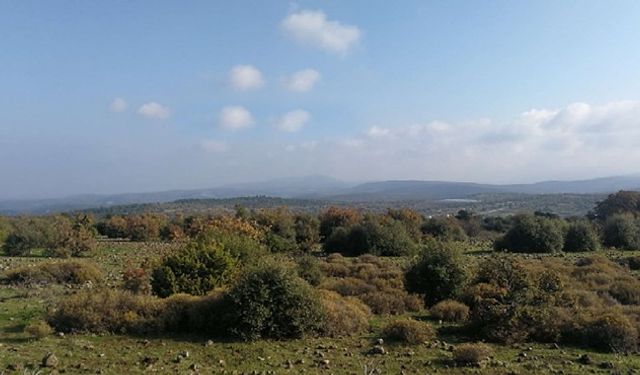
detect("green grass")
(2, 241), (640, 374)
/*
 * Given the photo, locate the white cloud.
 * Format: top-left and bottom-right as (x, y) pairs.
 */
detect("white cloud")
(219, 106), (254, 130)
(201, 140), (228, 153)
(284, 69), (321, 92)
(228, 65), (264, 91)
(109, 98), (127, 113)
(138, 102), (171, 119)
(366, 126), (391, 138)
(281, 10), (361, 54)
(275, 110), (310, 132)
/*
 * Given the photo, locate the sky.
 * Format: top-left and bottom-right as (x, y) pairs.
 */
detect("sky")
(2, 1), (640, 199)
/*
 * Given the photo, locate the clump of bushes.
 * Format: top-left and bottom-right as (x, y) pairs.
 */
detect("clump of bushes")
(2, 260), (102, 285)
(319, 254), (423, 314)
(430, 299), (469, 322)
(319, 290), (371, 337)
(453, 343), (493, 366)
(405, 240), (469, 306)
(47, 289), (163, 334)
(224, 261), (324, 340)
(151, 239), (235, 297)
(382, 318), (435, 344)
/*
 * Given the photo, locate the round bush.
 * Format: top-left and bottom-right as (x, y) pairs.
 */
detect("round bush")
(405, 240), (469, 306)
(151, 240), (235, 297)
(563, 221), (600, 252)
(224, 262), (324, 340)
(495, 215), (564, 253)
(319, 290), (371, 337)
(583, 313), (638, 353)
(382, 318), (435, 344)
(453, 343), (493, 366)
(430, 299), (470, 322)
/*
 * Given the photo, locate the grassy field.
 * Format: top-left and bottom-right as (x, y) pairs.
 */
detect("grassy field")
(2, 241), (640, 374)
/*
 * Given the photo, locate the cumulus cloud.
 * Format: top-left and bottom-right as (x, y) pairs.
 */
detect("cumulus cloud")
(109, 98), (127, 113)
(284, 69), (321, 92)
(275, 110), (310, 132)
(138, 102), (171, 119)
(228, 65), (264, 91)
(241, 100), (640, 184)
(281, 10), (361, 54)
(219, 106), (254, 130)
(201, 140), (228, 153)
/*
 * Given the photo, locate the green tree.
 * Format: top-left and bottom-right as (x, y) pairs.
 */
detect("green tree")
(603, 214), (640, 250)
(405, 240), (469, 306)
(494, 215), (564, 253)
(563, 220), (600, 252)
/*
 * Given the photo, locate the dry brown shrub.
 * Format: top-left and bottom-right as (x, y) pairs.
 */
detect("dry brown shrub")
(24, 320), (54, 339)
(319, 290), (371, 337)
(321, 277), (377, 296)
(3, 260), (102, 285)
(430, 299), (470, 322)
(453, 343), (493, 366)
(382, 318), (435, 344)
(360, 291), (407, 315)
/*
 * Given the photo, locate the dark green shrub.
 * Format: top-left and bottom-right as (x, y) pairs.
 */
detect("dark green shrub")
(296, 255), (324, 286)
(421, 217), (467, 241)
(603, 214), (640, 250)
(151, 239), (235, 297)
(224, 261), (324, 340)
(494, 215), (564, 253)
(563, 221), (600, 252)
(405, 240), (469, 306)
(382, 318), (435, 344)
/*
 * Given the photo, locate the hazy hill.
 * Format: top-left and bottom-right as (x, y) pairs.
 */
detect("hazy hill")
(1, 173), (640, 214)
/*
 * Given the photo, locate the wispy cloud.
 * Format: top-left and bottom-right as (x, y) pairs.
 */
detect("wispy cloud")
(109, 98), (127, 113)
(284, 69), (321, 92)
(138, 102), (171, 119)
(274, 110), (310, 132)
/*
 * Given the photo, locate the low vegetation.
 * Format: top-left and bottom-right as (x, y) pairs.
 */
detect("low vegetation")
(5, 191), (640, 372)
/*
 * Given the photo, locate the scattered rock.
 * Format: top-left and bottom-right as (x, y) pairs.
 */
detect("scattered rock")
(42, 352), (59, 368)
(189, 363), (199, 371)
(204, 340), (214, 347)
(369, 345), (386, 355)
(376, 338), (384, 345)
(598, 361), (614, 369)
(577, 354), (593, 365)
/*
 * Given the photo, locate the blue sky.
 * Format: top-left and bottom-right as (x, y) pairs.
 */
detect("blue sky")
(2, 1), (640, 198)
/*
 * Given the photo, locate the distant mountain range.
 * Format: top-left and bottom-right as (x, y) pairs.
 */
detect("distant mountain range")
(2, 173), (640, 214)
